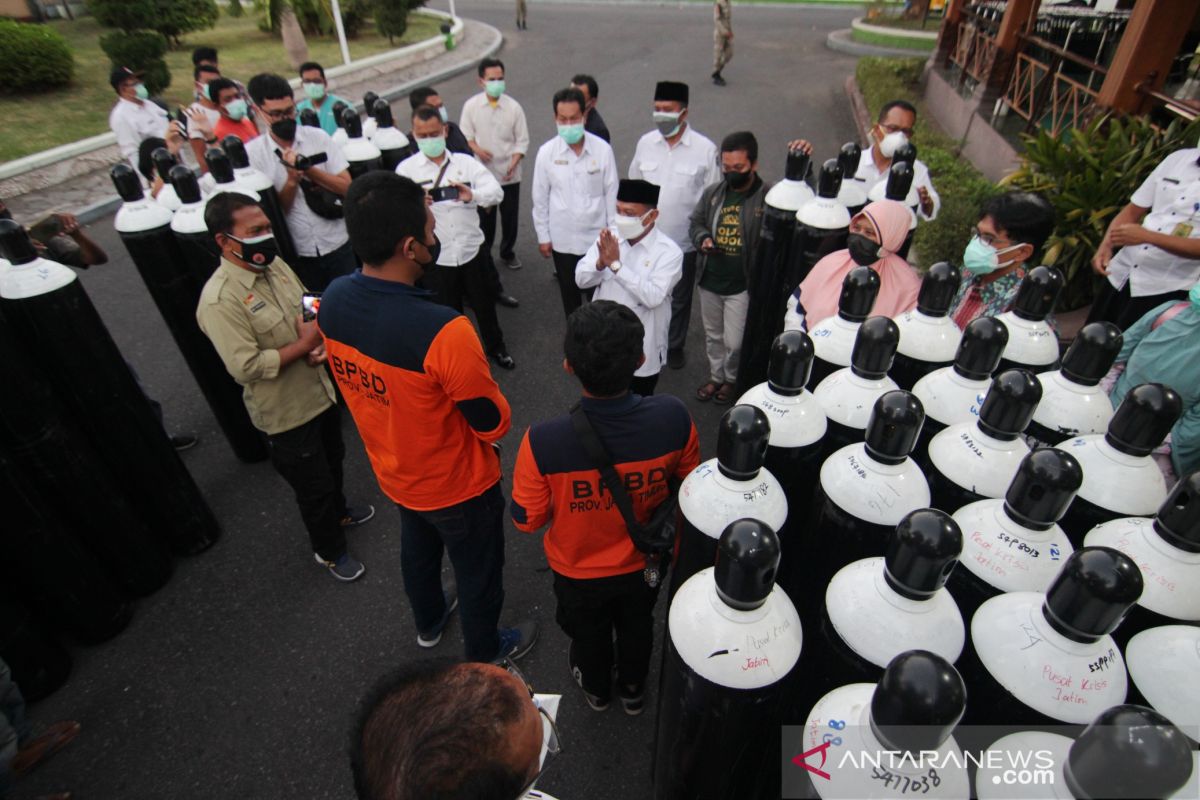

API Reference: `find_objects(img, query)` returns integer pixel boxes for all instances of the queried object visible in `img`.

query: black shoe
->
[488,348,516,370]
[569,642,610,711]
[712,73,726,87]
[667,350,686,370]
[617,682,645,716]
[170,434,198,451]
[495,620,539,662]
[340,505,376,528]
[496,292,520,308]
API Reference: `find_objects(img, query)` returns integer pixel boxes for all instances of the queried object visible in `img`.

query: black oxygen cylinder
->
[835,142,868,216]
[223,134,299,266]
[0,598,72,703]
[372,99,411,171]
[995,265,1065,374]
[812,316,900,458]
[890,262,962,391]
[205,147,259,201]
[0,220,221,556]
[884,161,918,261]
[655,519,803,800]
[805,265,880,389]
[112,164,268,465]
[299,107,321,128]
[1026,321,1122,447]
[361,90,381,139]
[735,147,813,397]
[341,107,383,177]
[789,159,850,288]
[151,146,182,211]
[169,164,220,286]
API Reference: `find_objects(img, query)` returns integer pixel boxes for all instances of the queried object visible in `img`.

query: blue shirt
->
[296,93,353,136]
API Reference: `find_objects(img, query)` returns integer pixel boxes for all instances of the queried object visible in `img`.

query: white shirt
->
[396,150,504,267]
[1107,147,1200,297]
[109,97,169,171]
[459,92,531,186]
[855,149,941,221]
[628,125,720,253]
[576,226,684,377]
[532,132,619,255]
[246,126,350,258]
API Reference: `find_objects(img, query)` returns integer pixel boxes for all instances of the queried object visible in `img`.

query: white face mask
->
[616,212,651,241]
[878,130,908,159]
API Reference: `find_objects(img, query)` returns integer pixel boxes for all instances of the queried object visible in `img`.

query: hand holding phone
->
[301,291,322,322]
[429,185,460,203]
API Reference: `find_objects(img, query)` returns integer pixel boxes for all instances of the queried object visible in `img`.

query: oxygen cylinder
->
[654,519,803,800]
[995,266,1065,374]
[1058,382,1182,544]
[0,598,72,703]
[890,262,962,391]
[1125,626,1200,749]
[330,101,350,147]
[1026,321,1122,448]
[151,146,182,212]
[790,160,851,287]
[222,134,299,266]
[958,547,1140,727]
[205,147,260,201]
[371,99,411,171]
[812,316,900,456]
[169,164,219,286]
[0,220,221,556]
[361,90,380,140]
[794,265,880,388]
[341,107,382,177]
[670,405,787,599]
[299,107,321,129]
[735,147,813,396]
[1083,471,1200,645]
[835,142,868,216]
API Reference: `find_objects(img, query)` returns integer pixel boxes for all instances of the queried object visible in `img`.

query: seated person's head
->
[846,199,912,267]
[564,300,646,397]
[350,661,545,800]
[965,191,1054,277]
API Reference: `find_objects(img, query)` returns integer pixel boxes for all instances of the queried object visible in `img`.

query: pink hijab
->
[797,199,921,325]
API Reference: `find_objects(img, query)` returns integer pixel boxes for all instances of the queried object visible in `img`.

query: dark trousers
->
[630,373,659,397]
[668,251,698,355]
[266,405,348,561]
[425,251,507,352]
[1085,279,1189,330]
[292,240,358,292]
[553,570,660,700]
[552,250,587,318]
[397,482,506,662]
[479,182,521,261]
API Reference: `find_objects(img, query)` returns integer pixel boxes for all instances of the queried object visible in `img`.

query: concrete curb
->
[826,28,930,58]
[851,16,938,40]
[844,75,871,144]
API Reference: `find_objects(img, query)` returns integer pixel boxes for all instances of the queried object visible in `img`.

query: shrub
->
[89,0,156,34]
[227,0,244,17]
[375,0,409,44]
[0,20,74,94]
[100,30,171,95]
[154,0,220,45]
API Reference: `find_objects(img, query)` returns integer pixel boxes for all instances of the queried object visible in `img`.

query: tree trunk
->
[905,0,931,20]
[279,6,309,69]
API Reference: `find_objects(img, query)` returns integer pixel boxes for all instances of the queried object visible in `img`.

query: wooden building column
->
[985,0,1041,99]
[934,0,966,68]
[1097,0,1197,114]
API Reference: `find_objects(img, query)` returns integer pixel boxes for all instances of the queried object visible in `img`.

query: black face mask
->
[723,170,754,192]
[229,234,279,268]
[414,235,441,267]
[271,118,298,142]
[846,233,883,267]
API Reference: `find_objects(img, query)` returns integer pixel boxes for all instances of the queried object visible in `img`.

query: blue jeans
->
[397,482,506,662]
[0,658,31,796]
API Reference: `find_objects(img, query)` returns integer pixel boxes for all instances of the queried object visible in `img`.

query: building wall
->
[922,67,1023,183]
[0,0,34,20]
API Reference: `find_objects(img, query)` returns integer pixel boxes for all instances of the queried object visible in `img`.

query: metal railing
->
[1002,34,1107,136]
[950,21,1000,86]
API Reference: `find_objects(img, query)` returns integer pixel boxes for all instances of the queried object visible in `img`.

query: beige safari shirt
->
[196,257,335,435]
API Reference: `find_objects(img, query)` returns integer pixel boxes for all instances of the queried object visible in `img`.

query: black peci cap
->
[816,159,843,199]
[785,147,812,182]
[222,136,251,169]
[205,148,235,183]
[152,147,177,181]
[952,317,1009,380]
[893,142,917,168]
[1065,705,1195,800]
[884,509,962,600]
[299,107,320,128]
[717,405,771,480]
[372,98,394,128]
[341,107,364,138]
[170,164,203,204]
[1105,383,1183,457]
[865,390,925,465]
[885,162,914,203]
[977,369,1042,440]
[714,519,781,611]
[916,262,961,317]
[850,316,900,380]
[0,218,38,265]
[837,142,861,182]
[1060,322,1123,386]
[838,265,881,322]
[1153,471,1200,553]
[767,331,815,397]
[654,81,689,104]
[869,650,966,753]
[1004,448,1083,530]
[1042,547,1143,643]
[1010,266,1064,322]
[111,162,146,202]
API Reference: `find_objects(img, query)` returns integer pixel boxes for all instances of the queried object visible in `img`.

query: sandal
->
[713,383,736,405]
[696,381,720,402]
[11,720,80,777]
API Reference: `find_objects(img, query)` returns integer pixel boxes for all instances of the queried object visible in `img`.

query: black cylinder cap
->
[1060,322,1123,386]
[850,316,900,379]
[717,405,771,480]
[1011,265,1065,321]
[884,509,962,600]
[1042,547,1143,643]
[1154,471,1200,553]
[916,262,961,316]
[785,147,811,182]
[893,142,918,168]
[205,148,235,183]
[869,650,965,753]
[865,390,925,464]
[978,369,1042,440]
[1003,448,1083,531]
[372,98,395,129]
[767,330,815,397]
[0,218,38,265]
[1065,705,1195,800]
[363,91,379,111]
[838,265,881,322]
[885,162,914,203]
[714,519,781,611]
[170,164,202,204]
[837,142,861,182]
[222,135,251,169]
[1105,383,1183,458]
[111,162,146,202]
[151,147,176,181]
[331,101,349,128]
[299,107,320,128]
[953,316,1009,380]
[816,159,843,199]
[341,107,363,138]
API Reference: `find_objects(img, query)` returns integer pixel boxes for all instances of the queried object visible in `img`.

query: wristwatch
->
[609,259,623,274]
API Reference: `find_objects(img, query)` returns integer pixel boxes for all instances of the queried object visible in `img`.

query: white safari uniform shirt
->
[1107,147,1200,297]
[629,125,720,253]
[532,132,619,256]
[459,92,531,186]
[576,226,684,377]
[396,150,504,267]
[855,149,941,222]
[246,126,350,258]
[109,97,169,172]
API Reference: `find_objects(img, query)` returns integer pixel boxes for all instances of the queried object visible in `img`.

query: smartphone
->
[174,107,189,134]
[429,185,460,203]
[301,292,322,322]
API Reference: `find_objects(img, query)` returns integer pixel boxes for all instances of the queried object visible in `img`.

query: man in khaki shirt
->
[197,192,374,582]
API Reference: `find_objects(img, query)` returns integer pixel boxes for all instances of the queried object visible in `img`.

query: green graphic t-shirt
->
[699,190,748,296]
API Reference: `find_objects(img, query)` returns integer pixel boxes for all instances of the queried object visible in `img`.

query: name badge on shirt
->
[553,159,569,165]
[1171,222,1194,238]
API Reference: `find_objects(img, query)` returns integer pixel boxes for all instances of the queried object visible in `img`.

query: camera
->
[429,185,460,203]
[276,148,328,171]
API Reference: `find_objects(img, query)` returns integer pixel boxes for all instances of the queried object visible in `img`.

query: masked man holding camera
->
[246,73,354,291]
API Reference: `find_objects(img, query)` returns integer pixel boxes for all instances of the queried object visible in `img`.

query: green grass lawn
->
[852,27,936,50]
[0,11,441,163]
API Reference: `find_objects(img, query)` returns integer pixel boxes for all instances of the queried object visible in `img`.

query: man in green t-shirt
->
[688,131,768,404]
[294,62,353,136]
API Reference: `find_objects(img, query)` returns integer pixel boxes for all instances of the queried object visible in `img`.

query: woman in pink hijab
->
[786,199,921,328]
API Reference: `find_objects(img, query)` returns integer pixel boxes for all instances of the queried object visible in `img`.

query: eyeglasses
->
[973,228,1011,248]
[879,122,915,137]
[261,105,297,122]
[499,658,563,800]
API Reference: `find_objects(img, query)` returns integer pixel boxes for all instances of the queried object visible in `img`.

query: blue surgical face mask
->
[962,235,1023,275]
[134,83,149,101]
[1189,282,1200,310]
[224,99,248,121]
[557,123,585,145]
[417,136,446,159]
[437,106,448,123]
[485,79,505,99]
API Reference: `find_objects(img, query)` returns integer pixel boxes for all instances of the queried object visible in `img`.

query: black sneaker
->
[417,589,459,648]
[170,434,199,451]
[667,350,685,370]
[617,682,645,716]
[340,505,376,528]
[495,620,538,662]
[568,642,610,711]
[496,292,520,308]
[712,72,727,87]
[488,348,516,370]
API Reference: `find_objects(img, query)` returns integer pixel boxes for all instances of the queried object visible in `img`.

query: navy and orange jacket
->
[318,272,511,511]
[511,393,700,580]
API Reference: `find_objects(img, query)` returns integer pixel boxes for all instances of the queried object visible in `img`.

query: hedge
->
[0,20,75,94]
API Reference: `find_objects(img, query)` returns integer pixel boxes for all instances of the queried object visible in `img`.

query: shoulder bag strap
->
[569,405,643,535]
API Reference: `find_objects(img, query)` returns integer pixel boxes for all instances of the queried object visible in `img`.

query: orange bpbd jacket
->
[511,393,700,580]
[317,273,510,510]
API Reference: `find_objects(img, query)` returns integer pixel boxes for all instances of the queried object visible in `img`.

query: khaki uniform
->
[713,0,733,72]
